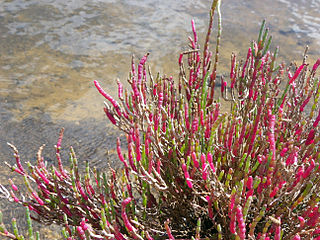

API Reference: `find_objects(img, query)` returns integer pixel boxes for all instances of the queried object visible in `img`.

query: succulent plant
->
[1,0,320,239]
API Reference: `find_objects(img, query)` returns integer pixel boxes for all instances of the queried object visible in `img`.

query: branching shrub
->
[1,0,320,239]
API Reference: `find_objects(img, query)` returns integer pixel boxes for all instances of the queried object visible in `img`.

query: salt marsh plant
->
[1,0,320,239]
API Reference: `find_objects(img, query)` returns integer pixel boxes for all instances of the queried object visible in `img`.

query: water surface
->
[1,0,319,121]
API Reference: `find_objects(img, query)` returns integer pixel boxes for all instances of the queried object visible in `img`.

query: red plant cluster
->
[1,0,320,239]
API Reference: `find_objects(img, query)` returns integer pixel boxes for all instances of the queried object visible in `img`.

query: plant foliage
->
[1,0,320,239]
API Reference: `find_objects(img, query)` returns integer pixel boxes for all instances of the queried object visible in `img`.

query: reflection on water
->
[1,0,319,121]
[0,0,319,237]
[279,0,320,44]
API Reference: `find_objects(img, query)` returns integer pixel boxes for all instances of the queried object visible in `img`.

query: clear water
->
[1,0,319,121]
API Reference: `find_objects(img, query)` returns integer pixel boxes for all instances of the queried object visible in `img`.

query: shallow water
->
[0,0,319,237]
[1,0,319,122]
